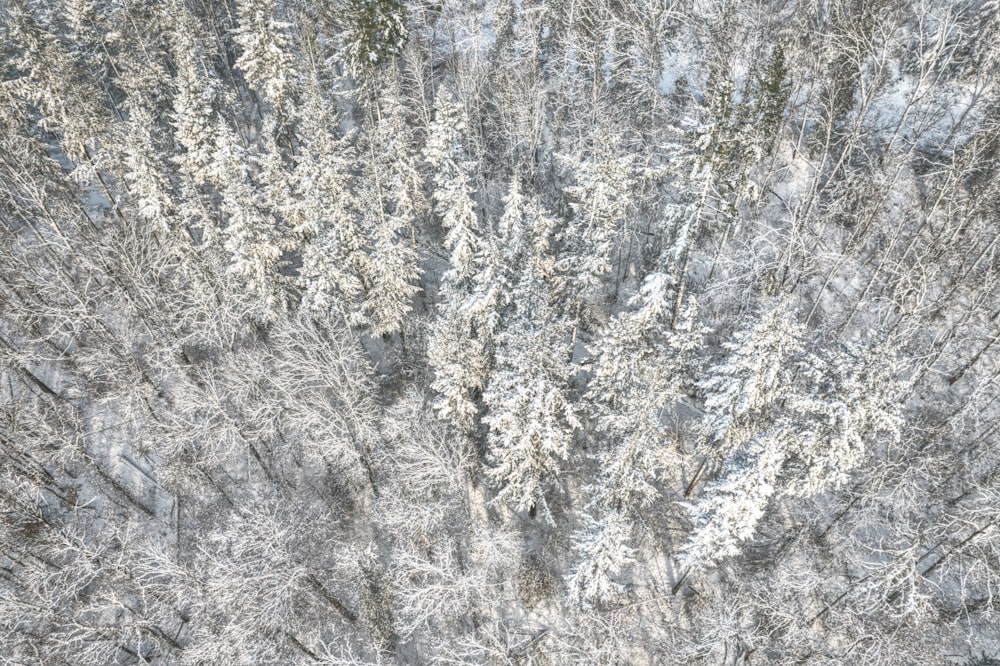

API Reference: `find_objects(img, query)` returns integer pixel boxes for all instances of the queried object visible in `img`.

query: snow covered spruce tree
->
[683,301,907,570]
[587,274,702,512]
[214,122,289,322]
[782,339,906,497]
[356,81,423,337]
[699,299,805,447]
[167,2,225,190]
[569,274,702,604]
[443,171,582,522]
[285,90,372,323]
[425,87,488,429]
[341,0,407,89]
[679,301,806,569]
[233,0,299,117]
[556,143,637,309]
[483,305,579,521]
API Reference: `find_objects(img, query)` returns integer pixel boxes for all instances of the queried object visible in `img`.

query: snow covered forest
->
[3,0,1000,662]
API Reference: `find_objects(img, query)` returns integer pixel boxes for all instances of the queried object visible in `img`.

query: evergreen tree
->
[752,44,793,152]
[428,174,559,431]
[424,87,480,289]
[427,304,490,429]
[233,0,299,114]
[482,245,579,519]
[464,176,545,362]
[426,87,487,427]
[784,340,905,496]
[214,120,288,322]
[358,84,423,336]
[570,275,702,602]
[698,300,805,446]
[686,327,906,568]
[342,0,408,87]
[115,108,177,239]
[286,91,371,322]
[680,428,787,568]
[567,512,635,605]
[4,0,108,164]
[557,145,636,308]
[483,314,580,519]
[167,3,224,186]
[587,274,702,512]
[680,302,805,567]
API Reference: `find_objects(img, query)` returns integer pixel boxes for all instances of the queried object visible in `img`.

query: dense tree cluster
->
[2,0,1000,663]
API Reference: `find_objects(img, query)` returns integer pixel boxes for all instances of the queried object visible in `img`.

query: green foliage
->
[754,44,793,150]
[821,0,893,131]
[688,41,793,216]
[343,0,407,83]
[517,554,558,608]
